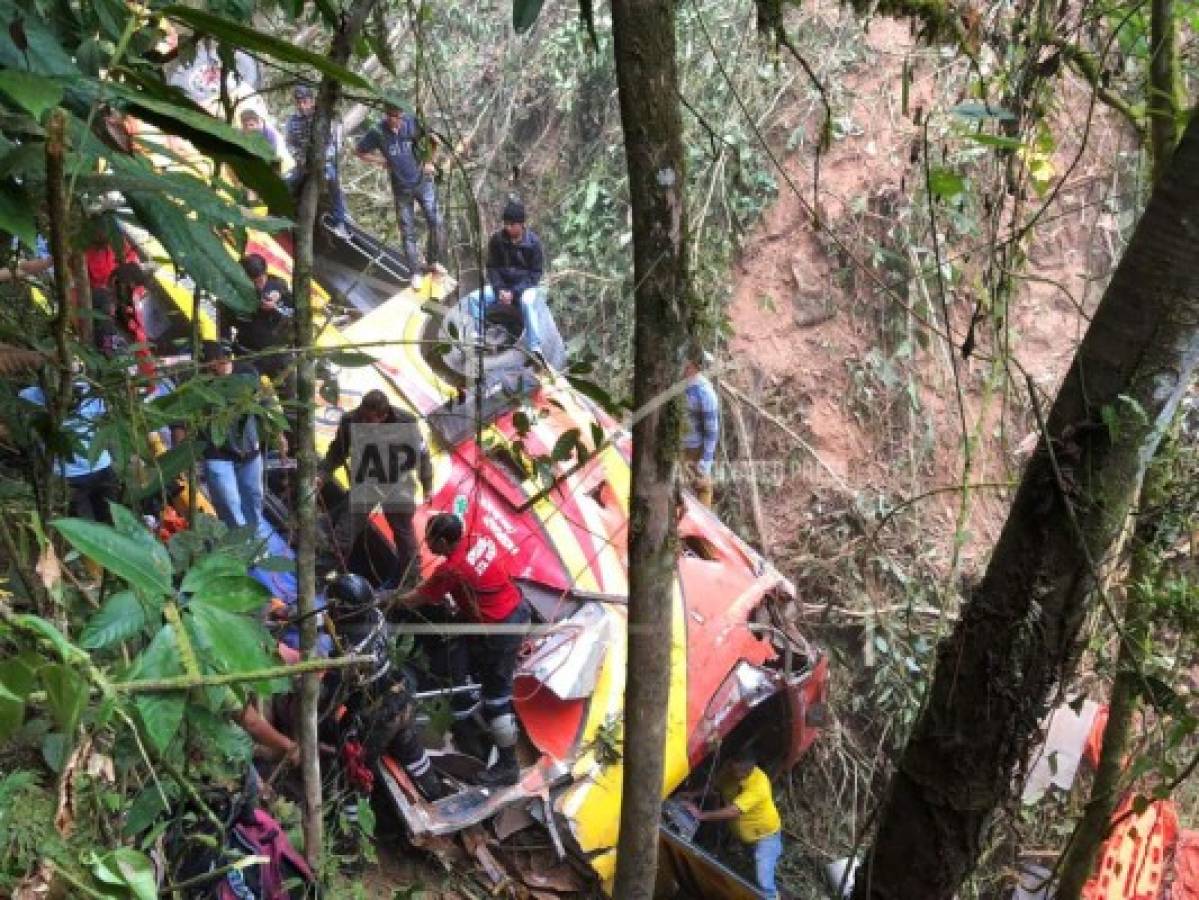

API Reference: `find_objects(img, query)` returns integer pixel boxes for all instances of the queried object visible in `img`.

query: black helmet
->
[325,573,374,620]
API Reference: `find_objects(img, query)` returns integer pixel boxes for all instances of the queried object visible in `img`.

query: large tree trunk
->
[853,112,1199,900]
[291,0,378,863]
[1148,0,1180,182]
[610,1,690,897]
[1054,428,1176,898]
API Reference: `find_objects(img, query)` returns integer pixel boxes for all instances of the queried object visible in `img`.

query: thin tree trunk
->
[853,112,1199,900]
[1148,0,1180,182]
[291,0,378,864]
[1055,433,1175,898]
[610,1,690,897]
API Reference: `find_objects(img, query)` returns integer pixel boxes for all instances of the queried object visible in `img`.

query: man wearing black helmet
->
[463,199,550,370]
[220,253,294,380]
[321,573,446,801]
[284,84,349,238]
[398,512,530,787]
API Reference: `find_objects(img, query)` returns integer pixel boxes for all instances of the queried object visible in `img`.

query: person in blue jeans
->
[463,199,549,369]
[681,748,784,899]
[174,342,285,542]
[284,84,348,237]
[355,101,444,285]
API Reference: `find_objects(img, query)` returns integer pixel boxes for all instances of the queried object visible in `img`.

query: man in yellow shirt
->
[682,749,784,899]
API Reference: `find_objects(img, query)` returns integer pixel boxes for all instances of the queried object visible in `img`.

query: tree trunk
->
[291,0,378,864]
[1148,0,1180,182]
[610,1,690,898]
[853,112,1199,900]
[1054,431,1175,898]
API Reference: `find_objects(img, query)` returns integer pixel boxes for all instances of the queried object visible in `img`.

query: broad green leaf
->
[81,590,155,649]
[128,626,185,752]
[0,656,38,698]
[124,781,176,837]
[162,6,371,91]
[324,349,375,368]
[928,167,965,201]
[0,682,23,739]
[13,614,83,663]
[0,70,63,119]
[0,4,80,75]
[54,517,172,597]
[131,438,200,503]
[90,847,157,900]
[0,142,43,179]
[189,575,270,614]
[179,554,247,595]
[107,502,161,553]
[565,374,624,416]
[125,192,258,314]
[42,731,70,772]
[188,604,273,675]
[513,0,546,32]
[0,181,36,248]
[42,663,86,734]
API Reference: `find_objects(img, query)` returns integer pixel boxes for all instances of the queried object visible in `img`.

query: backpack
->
[216,808,315,900]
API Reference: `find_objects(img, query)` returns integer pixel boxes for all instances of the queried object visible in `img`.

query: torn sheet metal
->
[1023,698,1100,803]
[379,754,570,840]
[517,605,609,700]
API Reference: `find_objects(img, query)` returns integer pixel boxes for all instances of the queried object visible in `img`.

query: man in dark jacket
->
[464,199,549,368]
[318,389,434,588]
[354,102,444,284]
[220,253,294,379]
[284,83,348,236]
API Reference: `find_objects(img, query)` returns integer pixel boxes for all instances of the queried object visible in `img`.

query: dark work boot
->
[477,747,520,788]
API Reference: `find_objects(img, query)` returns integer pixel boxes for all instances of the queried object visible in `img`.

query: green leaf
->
[189,575,270,615]
[0,70,63,119]
[927,166,965,201]
[125,191,258,314]
[565,374,624,417]
[0,181,36,249]
[54,517,172,597]
[42,664,86,734]
[0,682,24,739]
[13,614,83,663]
[551,428,581,462]
[128,626,185,752]
[81,590,155,649]
[179,555,247,594]
[90,847,157,900]
[512,410,531,436]
[42,731,70,772]
[125,781,177,837]
[108,502,161,552]
[324,349,376,368]
[162,6,371,91]
[131,438,200,503]
[513,0,546,32]
[0,656,38,698]
[187,605,273,683]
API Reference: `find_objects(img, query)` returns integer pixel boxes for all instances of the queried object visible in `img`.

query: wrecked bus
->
[127,206,829,895]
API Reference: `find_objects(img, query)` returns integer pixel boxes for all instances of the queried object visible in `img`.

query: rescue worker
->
[238,108,285,170]
[681,748,783,900]
[221,253,294,380]
[354,101,445,287]
[284,84,349,237]
[317,389,433,589]
[682,350,720,506]
[397,512,530,787]
[321,573,446,801]
[464,199,549,370]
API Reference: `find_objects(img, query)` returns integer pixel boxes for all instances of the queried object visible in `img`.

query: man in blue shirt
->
[355,102,444,285]
[19,381,118,523]
[681,351,720,506]
[463,199,549,369]
[284,84,349,237]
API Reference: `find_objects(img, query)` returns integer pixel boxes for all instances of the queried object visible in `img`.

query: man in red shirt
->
[399,512,529,787]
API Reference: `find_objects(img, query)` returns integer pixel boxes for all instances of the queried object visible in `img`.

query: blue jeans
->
[205,454,269,539]
[287,163,347,226]
[465,285,545,353]
[393,177,443,271]
[752,832,782,899]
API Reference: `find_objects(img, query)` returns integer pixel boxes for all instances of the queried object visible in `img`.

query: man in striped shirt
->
[682,351,720,506]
